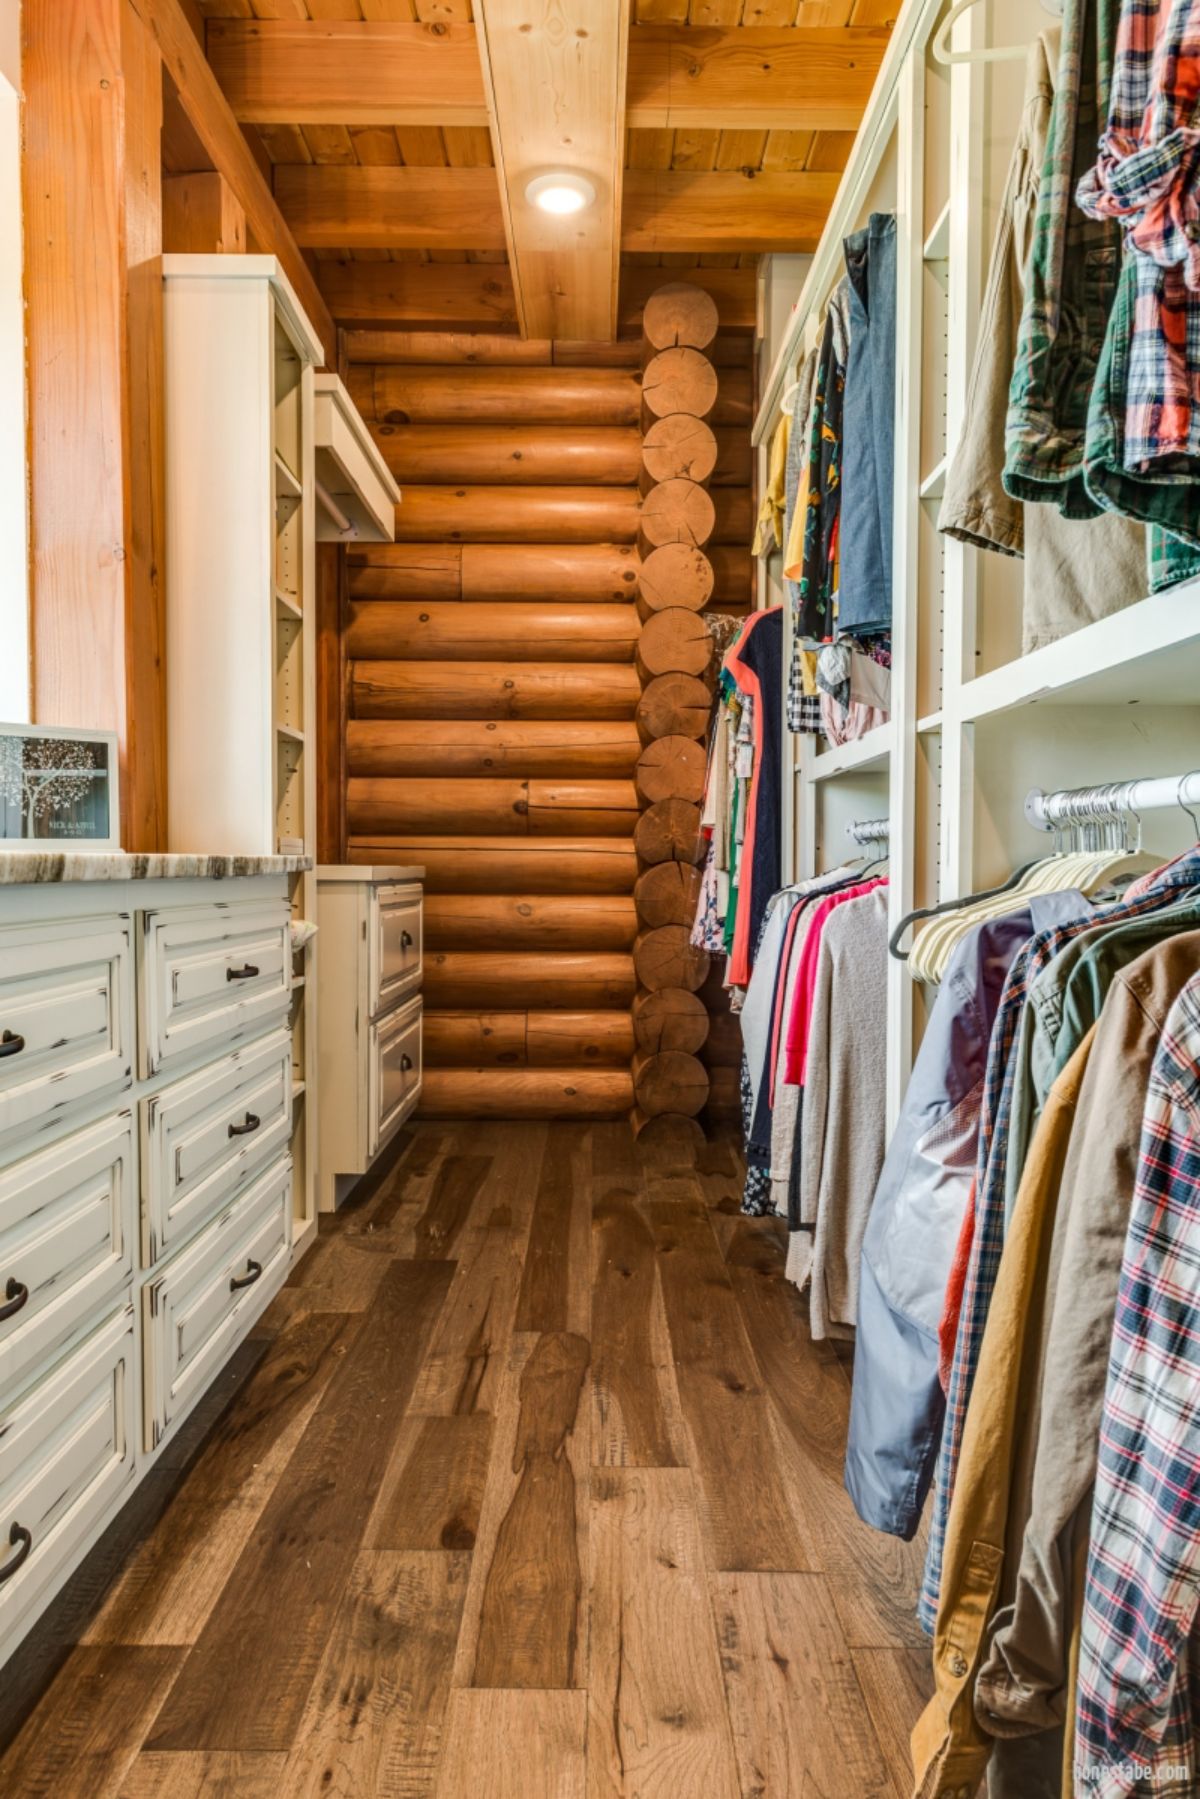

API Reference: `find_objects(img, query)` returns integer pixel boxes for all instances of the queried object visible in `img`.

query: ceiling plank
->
[207,18,487,124]
[206,18,887,135]
[472,0,631,340]
[127,0,337,360]
[277,162,838,253]
[627,24,889,130]
[316,258,758,332]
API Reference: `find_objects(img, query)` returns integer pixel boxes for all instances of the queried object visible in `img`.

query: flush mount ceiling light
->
[525,172,596,216]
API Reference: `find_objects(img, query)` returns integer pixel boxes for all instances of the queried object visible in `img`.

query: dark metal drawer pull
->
[0,1031,25,1058]
[230,1258,263,1293]
[0,1279,28,1322]
[226,963,260,982]
[228,1112,261,1139]
[0,1522,32,1584]
[401,1054,414,1073]
[400,930,414,949]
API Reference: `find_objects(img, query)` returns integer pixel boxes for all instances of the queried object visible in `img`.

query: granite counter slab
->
[0,852,313,885]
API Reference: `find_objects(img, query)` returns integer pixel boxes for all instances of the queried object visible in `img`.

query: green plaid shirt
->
[1004,0,1121,518]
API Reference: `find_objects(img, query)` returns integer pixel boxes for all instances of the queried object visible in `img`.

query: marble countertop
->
[316,864,425,883]
[0,852,313,885]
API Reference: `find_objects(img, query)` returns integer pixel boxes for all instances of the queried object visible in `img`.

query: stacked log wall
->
[341,327,751,1121]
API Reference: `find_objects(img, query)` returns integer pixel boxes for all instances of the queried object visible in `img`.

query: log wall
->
[341,322,751,1122]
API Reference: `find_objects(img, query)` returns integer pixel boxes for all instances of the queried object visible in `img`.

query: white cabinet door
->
[139,899,290,1076]
[368,995,422,1158]
[0,916,133,1146]
[0,1305,136,1661]
[0,1111,135,1394]
[141,1027,292,1265]
[368,884,422,1019]
[142,1155,291,1452]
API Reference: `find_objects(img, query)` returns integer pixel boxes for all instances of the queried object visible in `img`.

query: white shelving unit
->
[755,0,1200,1132]
[162,254,325,1254]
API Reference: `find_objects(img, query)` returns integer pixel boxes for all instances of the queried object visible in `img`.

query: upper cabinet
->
[313,373,399,544]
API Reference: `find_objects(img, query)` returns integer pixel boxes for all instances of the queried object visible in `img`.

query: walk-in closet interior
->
[2,0,1199,1794]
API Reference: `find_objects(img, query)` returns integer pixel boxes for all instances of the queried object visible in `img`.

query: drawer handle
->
[226,963,260,982]
[228,1112,261,1139]
[0,1278,28,1322]
[401,1054,414,1073]
[401,931,414,949]
[0,1030,25,1058]
[0,1522,32,1584]
[230,1258,263,1293]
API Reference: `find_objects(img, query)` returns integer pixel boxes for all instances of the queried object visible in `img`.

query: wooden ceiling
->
[192,0,895,338]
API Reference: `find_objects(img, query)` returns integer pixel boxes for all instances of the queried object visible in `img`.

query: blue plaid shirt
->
[921,846,1200,1633]
[1075,971,1200,1798]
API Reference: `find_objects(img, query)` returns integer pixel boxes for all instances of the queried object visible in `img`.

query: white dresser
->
[316,866,424,1212]
[0,855,309,1669]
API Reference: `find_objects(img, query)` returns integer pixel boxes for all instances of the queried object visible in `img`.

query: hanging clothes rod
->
[1025,774,1200,833]
[847,817,891,847]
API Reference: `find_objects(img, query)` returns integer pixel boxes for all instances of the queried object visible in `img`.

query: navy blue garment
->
[736,607,784,980]
[838,213,897,636]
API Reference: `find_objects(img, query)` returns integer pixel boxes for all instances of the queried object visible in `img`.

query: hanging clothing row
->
[842,814,1200,1799]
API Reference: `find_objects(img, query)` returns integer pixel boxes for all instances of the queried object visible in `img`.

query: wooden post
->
[23,0,168,850]
[163,170,247,253]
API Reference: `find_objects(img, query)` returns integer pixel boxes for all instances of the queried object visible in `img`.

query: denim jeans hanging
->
[838,212,897,635]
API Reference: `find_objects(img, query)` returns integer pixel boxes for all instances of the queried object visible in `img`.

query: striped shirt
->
[1075,970,1200,1797]
[920,847,1200,1632]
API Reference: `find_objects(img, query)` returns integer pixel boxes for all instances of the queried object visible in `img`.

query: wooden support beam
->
[126,0,335,361]
[23,0,168,851]
[163,170,246,253]
[473,0,630,339]
[207,20,888,136]
[278,165,839,256]
[348,836,637,895]
[316,260,758,334]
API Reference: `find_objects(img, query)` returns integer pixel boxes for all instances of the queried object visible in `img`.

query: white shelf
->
[275,587,302,620]
[274,451,302,500]
[293,1078,307,1098]
[277,723,305,745]
[291,974,306,991]
[918,456,947,502]
[958,580,1200,721]
[917,710,943,733]
[806,724,894,782]
[923,199,951,263]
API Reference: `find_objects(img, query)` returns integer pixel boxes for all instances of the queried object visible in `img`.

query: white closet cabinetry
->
[756,0,1200,1130]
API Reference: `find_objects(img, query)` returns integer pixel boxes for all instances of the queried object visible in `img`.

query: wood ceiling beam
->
[276,165,838,255]
[472,1,631,341]
[126,0,336,363]
[315,261,759,335]
[206,19,888,136]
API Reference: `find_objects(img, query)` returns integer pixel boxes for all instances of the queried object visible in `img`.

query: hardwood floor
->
[0,1122,932,1798]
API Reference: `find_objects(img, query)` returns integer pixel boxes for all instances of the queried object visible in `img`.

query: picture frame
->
[0,723,121,851]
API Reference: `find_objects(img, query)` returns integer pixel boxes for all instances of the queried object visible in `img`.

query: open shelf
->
[292,1079,307,1098]
[276,723,305,745]
[959,580,1200,720]
[274,450,302,499]
[917,710,943,734]
[275,587,302,621]
[918,457,947,502]
[807,724,894,782]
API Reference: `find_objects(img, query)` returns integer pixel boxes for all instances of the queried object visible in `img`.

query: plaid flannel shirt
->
[1075,971,1200,1799]
[1078,0,1200,542]
[920,845,1200,1634]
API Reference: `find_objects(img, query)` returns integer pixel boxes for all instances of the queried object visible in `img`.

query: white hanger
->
[932,0,1063,68]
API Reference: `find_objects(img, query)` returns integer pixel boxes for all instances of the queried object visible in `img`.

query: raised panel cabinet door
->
[0,1304,137,1660]
[140,1027,292,1266]
[142,1154,291,1454]
[368,882,423,1019]
[0,915,134,1147]
[368,995,422,1159]
[0,1110,135,1395]
[139,899,291,1077]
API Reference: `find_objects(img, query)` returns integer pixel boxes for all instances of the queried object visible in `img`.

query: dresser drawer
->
[142,1155,291,1452]
[368,995,422,1158]
[0,916,133,1146]
[0,1112,135,1394]
[139,899,290,1077]
[141,1028,292,1266]
[0,1305,136,1651]
[369,884,422,1018]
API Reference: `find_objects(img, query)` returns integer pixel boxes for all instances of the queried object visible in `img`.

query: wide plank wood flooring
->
[0,1122,931,1798]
